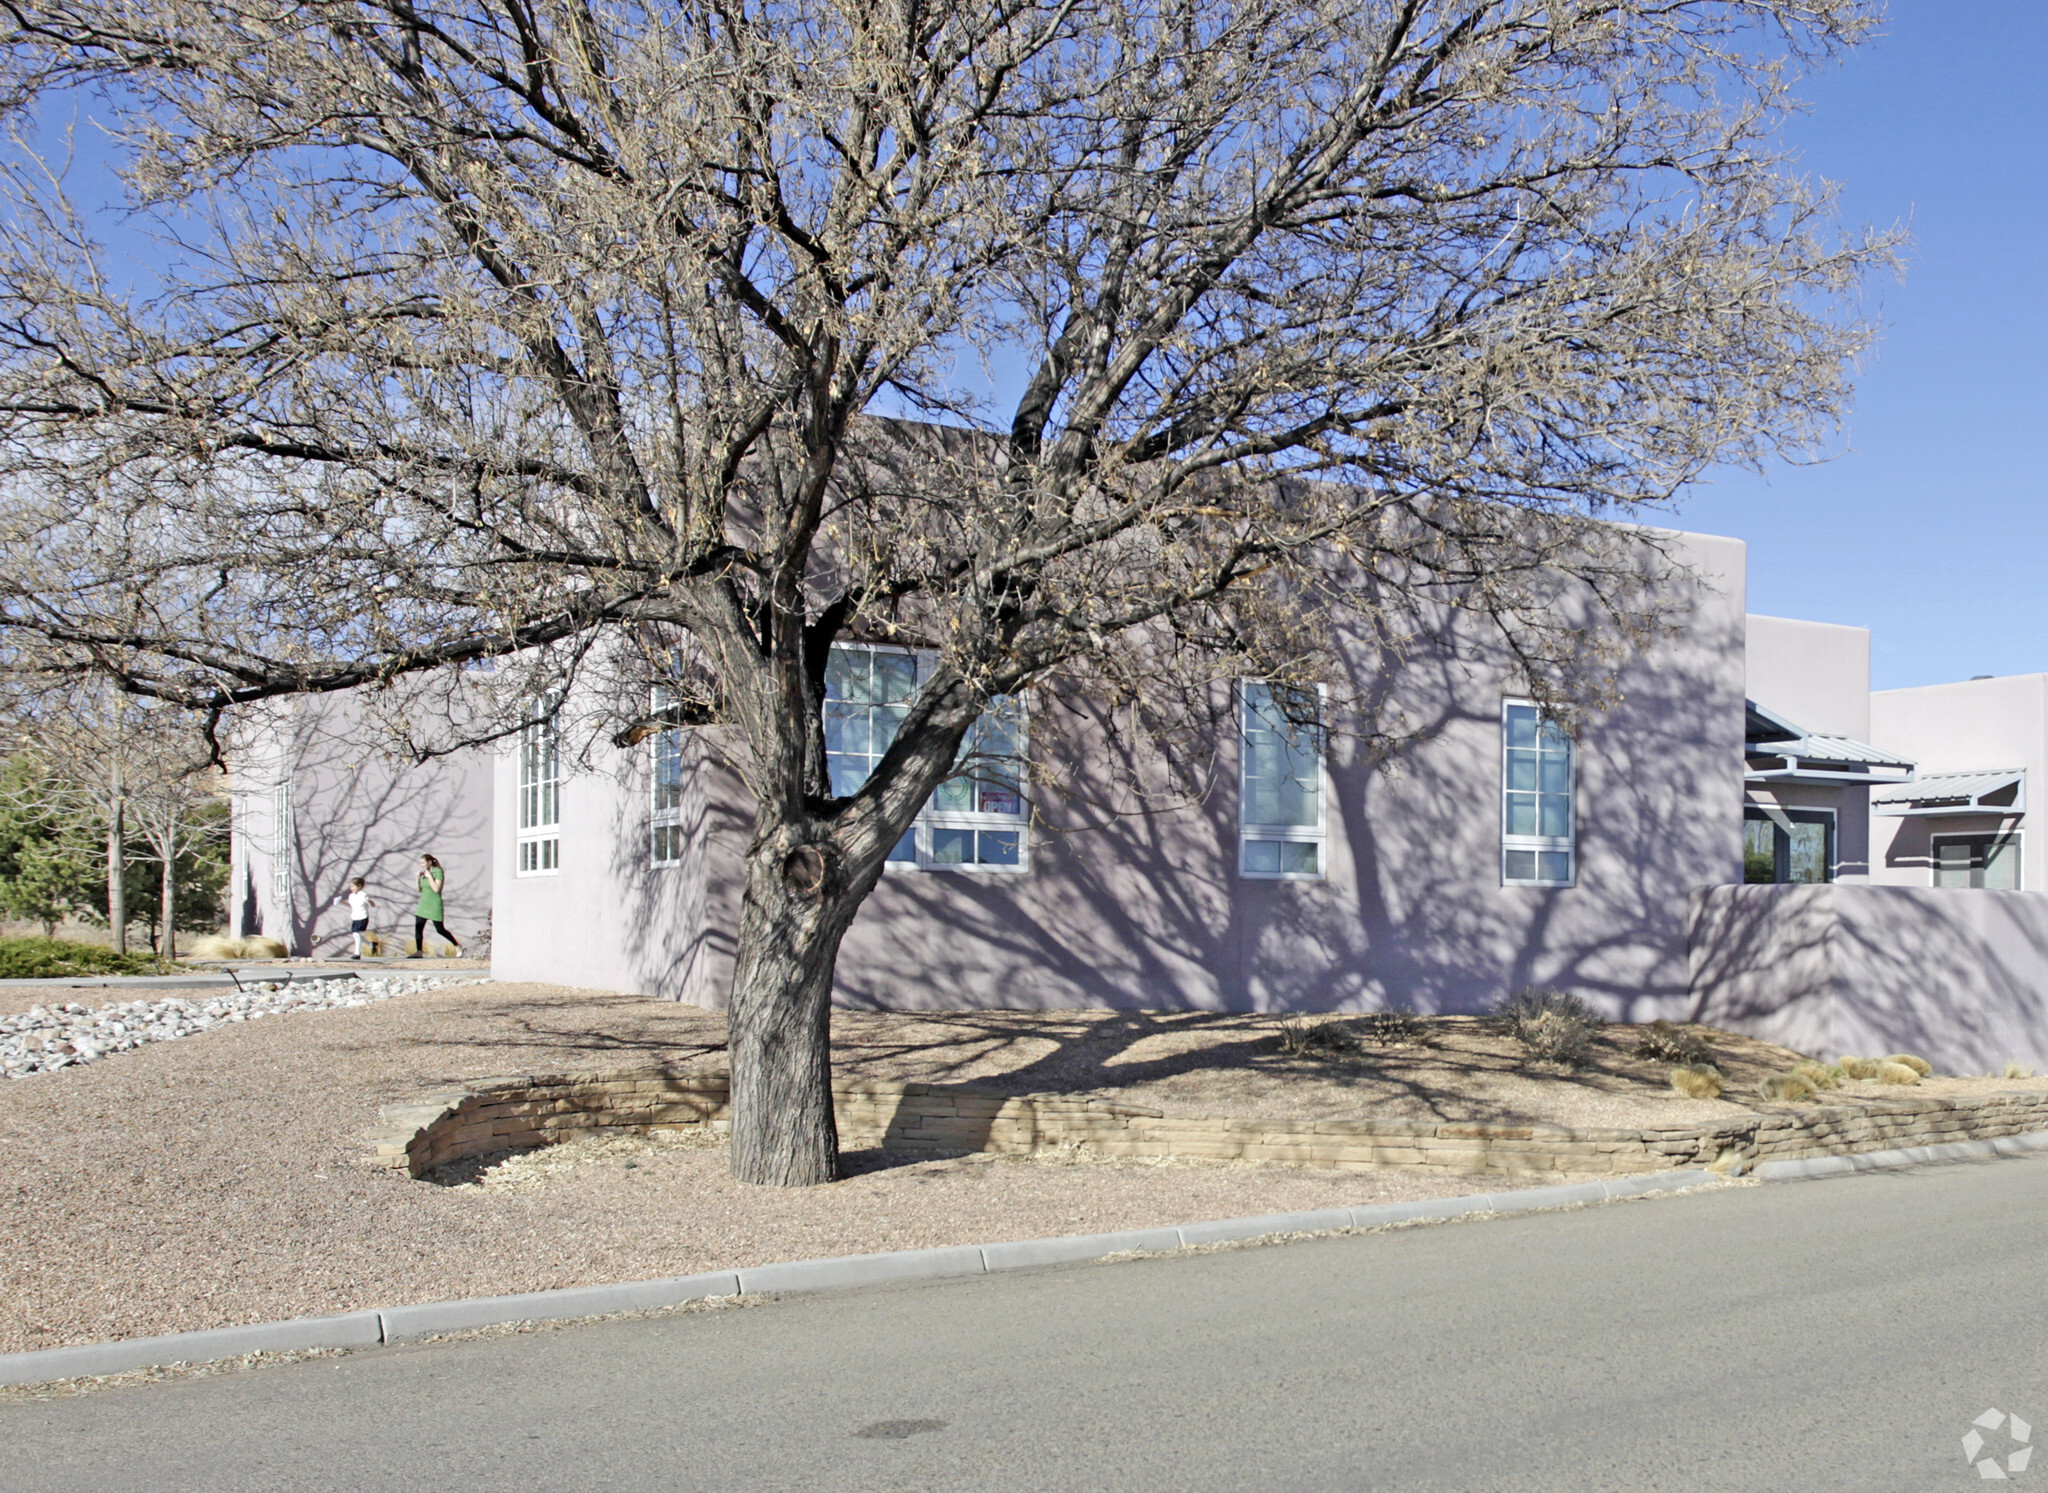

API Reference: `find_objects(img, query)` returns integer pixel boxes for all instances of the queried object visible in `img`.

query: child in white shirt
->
[340,877,374,959]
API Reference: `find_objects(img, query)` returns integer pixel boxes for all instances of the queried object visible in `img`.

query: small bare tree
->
[0,0,1891,1182]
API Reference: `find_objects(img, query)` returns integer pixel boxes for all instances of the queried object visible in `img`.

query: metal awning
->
[1743,700,1915,785]
[1870,769,2025,817]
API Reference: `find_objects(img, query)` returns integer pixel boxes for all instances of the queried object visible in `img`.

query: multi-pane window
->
[650,688,685,866]
[1239,682,1324,879]
[516,707,560,875]
[1933,833,2020,889]
[1743,808,1832,885]
[270,781,294,907]
[1502,701,1574,886]
[824,644,1027,870]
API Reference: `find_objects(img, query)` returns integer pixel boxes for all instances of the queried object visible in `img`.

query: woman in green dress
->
[411,854,461,957]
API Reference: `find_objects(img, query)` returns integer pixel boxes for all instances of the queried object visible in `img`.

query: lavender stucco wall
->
[493,528,1747,1017]
[230,702,494,957]
[1690,883,2048,1073]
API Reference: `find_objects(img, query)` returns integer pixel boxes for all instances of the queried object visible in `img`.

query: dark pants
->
[415,917,458,951]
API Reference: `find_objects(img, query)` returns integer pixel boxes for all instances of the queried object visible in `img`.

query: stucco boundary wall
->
[362,1069,2048,1179]
[1689,883,2048,1075]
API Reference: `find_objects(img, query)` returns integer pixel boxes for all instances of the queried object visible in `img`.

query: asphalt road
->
[8,1156,2046,1492]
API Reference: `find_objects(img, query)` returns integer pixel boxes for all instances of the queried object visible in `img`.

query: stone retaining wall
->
[363,1069,2048,1179]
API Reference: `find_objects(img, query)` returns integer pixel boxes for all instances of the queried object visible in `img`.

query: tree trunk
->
[106,789,126,955]
[726,831,870,1187]
[160,837,177,962]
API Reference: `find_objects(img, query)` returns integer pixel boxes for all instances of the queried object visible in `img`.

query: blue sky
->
[1674,1,2047,688]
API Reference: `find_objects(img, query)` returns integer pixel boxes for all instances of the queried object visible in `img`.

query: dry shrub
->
[241,935,290,959]
[187,933,242,960]
[1633,1019,1713,1066]
[1277,1017,1356,1057]
[1361,1009,1431,1048]
[1873,1060,1920,1085]
[1885,1053,1932,1077]
[1755,1072,1819,1104]
[1791,1059,1840,1091]
[2004,1061,2036,1080]
[1669,1063,1724,1100]
[1497,989,1602,1068]
[1836,1056,1884,1080]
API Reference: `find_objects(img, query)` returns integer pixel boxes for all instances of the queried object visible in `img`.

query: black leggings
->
[415,917,459,951]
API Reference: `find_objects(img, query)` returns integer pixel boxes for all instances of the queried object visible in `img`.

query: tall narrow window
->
[270,781,294,906]
[1502,701,1574,886]
[823,643,1028,870]
[650,688,685,866]
[1240,682,1324,878]
[517,707,560,874]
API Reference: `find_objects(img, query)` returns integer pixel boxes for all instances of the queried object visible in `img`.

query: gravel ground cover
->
[0,982,1587,1355]
[0,976,486,1078]
[6,981,2041,1356]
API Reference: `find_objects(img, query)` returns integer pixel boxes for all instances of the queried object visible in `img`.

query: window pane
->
[825,647,866,702]
[1505,794,1537,837]
[931,827,972,864]
[1505,705,1537,750]
[1504,848,1537,881]
[932,777,974,812]
[1243,839,1281,874]
[1278,841,1319,875]
[1986,839,2021,890]
[976,830,1021,866]
[1243,683,1320,829]
[1786,822,1829,884]
[1744,819,1776,883]
[1539,757,1570,795]
[873,651,918,703]
[1537,850,1571,883]
[1538,794,1569,838]
[887,829,917,863]
[822,701,865,755]
[978,784,1023,817]
[1506,750,1537,792]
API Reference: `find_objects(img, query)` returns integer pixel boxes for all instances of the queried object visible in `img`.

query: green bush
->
[0,936,171,979]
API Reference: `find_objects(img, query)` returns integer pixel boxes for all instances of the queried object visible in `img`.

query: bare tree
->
[0,0,1891,1183]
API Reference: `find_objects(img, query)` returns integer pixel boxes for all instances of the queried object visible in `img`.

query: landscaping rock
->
[0,976,485,1078]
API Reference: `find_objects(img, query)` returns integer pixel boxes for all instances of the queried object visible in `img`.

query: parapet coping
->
[7,1128,2047,1389]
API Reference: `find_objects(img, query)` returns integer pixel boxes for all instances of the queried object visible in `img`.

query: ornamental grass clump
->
[1791,1059,1841,1091]
[1836,1056,1885,1080]
[1361,1008,1431,1048]
[1873,1060,1921,1086]
[1756,1072,1819,1104]
[1276,1017,1356,1058]
[1669,1063,1724,1100]
[1633,1019,1713,1067]
[2005,1062,2036,1080]
[1497,989,1602,1068]
[1885,1053,1932,1077]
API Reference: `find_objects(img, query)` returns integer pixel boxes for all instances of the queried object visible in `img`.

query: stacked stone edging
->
[362,1070,2048,1178]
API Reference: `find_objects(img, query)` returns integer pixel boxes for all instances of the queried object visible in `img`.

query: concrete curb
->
[0,1168,1716,1388]
[1752,1128,2048,1181]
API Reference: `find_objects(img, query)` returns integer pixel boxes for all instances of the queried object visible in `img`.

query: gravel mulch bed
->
[6,982,2039,1356]
[0,983,1579,1355]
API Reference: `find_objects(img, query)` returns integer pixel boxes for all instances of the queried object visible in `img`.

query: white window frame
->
[1932,829,2023,890]
[1238,680,1327,882]
[649,687,685,868]
[826,643,1031,874]
[1501,699,1576,888]
[269,780,294,907]
[516,705,560,876]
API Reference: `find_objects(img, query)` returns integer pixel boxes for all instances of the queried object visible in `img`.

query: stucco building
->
[230,524,2048,1071]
